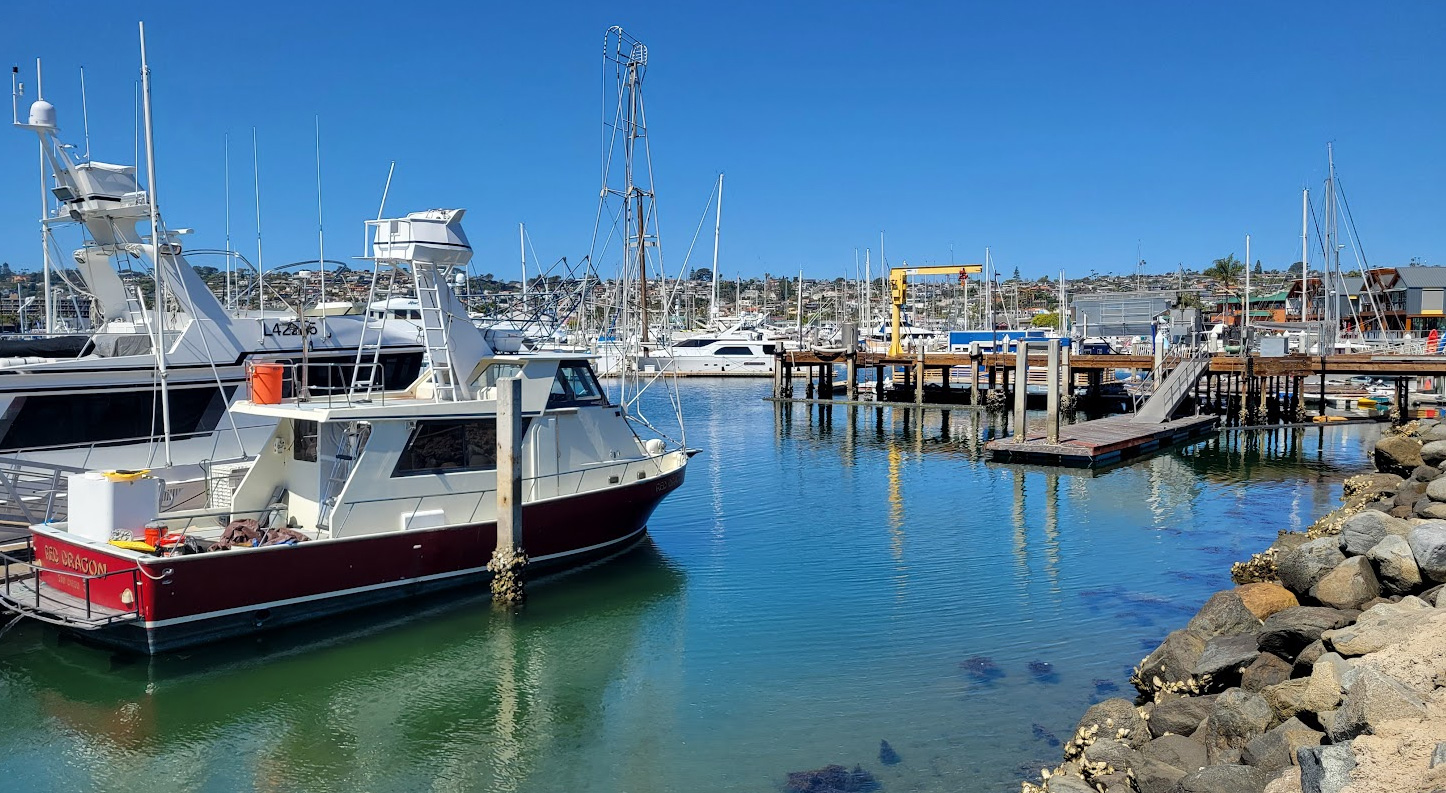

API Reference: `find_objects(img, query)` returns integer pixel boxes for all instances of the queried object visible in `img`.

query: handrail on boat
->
[0,535,142,628]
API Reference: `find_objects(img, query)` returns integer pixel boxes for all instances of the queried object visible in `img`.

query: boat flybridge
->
[0,209,690,654]
[0,87,424,525]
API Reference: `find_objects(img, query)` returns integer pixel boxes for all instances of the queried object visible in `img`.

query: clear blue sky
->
[1,1,1442,282]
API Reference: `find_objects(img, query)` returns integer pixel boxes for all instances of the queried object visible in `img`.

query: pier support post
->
[1013,343,1028,438]
[1046,341,1060,443]
[915,350,925,407]
[875,365,885,399]
[970,352,980,406]
[489,376,527,604]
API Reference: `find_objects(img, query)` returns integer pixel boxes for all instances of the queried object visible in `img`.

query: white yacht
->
[0,84,424,525]
[635,319,780,376]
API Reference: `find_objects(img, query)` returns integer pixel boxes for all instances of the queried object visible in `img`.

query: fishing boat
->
[0,208,690,654]
[0,61,425,525]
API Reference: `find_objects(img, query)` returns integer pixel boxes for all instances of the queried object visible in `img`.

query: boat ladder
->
[414,262,457,403]
[317,424,369,529]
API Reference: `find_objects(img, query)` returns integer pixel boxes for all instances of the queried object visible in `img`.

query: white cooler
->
[66,472,163,544]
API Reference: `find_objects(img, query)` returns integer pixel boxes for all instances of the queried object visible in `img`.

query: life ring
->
[156,533,188,548]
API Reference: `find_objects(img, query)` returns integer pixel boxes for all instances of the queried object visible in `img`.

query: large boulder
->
[1188,590,1265,639]
[1422,439,1446,466]
[1240,653,1293,692]
[1374,433,1423,476]
[1085,739,1189,793]
[1296,743,1355,793]
[1197,688,1277,764]
[1168,763,1267,793]
[1241,716,1323,773]
[1235,584,1299,621]
[1343,472,1405,498]
[1150,694,1218,738]
[1260,676,1339,722]
[1139,630,1209,689]
[1408,521,1446,582]
[1338,511,1410,556]
[1194,634,1262,679]
[1045,776,1096,793]
[1277,540,1346,597]
[1077,698,1149,749]
[1257,608,1356,661]
[1365,534,1424,594]
[1144,734,1208,776]
[1322,596,1434,656]
[1328,667,1429,742]
[1427,475,1446,502]
[1309,557,1380,610]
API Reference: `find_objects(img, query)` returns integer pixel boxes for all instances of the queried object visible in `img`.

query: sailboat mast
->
[1300,187,1309,322]
[139,21,173,467]
[519,222,527,307]
[797,268,804,345]
[864,249,871,329]
[710,173,723,320]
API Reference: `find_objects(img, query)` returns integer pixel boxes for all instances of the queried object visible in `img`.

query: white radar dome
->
[28,100,56,128]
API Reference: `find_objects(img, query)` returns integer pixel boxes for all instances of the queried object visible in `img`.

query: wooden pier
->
[772,346,1446,467]
[985,413,1219,466]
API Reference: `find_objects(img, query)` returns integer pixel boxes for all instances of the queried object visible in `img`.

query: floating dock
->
[985,413,1219,466]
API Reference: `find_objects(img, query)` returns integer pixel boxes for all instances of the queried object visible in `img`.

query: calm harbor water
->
[0,380,1382,792]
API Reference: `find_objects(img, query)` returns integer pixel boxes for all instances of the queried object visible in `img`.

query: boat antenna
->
[252,126,264,314]
[375,160,394,221]
[79,66,90,161]
[224,132,233,310]
[139,21,174,467]
[519,221,527,307]
[315,114,325,316]
[9,66,19,126]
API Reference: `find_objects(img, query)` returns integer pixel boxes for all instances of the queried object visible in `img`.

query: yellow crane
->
[887,264,983,355]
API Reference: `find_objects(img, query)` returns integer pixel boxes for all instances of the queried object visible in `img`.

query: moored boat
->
[0,209,690,654]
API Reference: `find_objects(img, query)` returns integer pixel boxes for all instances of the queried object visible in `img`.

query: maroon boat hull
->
[44,467,685,654]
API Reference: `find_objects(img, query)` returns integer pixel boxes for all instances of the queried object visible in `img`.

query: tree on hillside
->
[1030,312,1059,329]
[1206,254,1245,320]
[1287,261,1304,277]
[1253,260,1263,275]
[1012,266,1021,281]
[691,267,712,282]
[1206,254,1244,290]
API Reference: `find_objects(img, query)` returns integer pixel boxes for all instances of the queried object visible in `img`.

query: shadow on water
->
[0,540,685,791]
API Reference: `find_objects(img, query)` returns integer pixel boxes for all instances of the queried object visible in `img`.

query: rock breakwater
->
[1024,420,1446,793]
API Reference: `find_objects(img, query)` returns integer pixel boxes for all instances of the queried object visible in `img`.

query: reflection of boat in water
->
[0,540,684,790]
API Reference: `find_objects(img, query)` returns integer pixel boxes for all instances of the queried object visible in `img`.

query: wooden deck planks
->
[986,413,1218,465]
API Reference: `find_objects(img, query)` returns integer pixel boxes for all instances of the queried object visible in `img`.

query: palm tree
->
[1205,254,1245,321]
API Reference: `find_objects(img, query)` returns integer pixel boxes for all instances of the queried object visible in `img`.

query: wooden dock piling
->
[490,376,526,604]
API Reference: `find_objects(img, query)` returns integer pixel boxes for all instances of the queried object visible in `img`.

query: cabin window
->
[293,420,319,462]
[472,362,523,391]
[673,338,715,348]
[391,418,530,476]
[547,361,607,408]
[762,344,777,355]
[715,346,755,356]
[0,385,235,452]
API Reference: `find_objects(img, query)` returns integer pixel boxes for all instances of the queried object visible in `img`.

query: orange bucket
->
[250,363,285,405]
